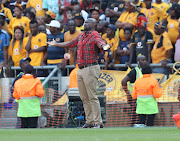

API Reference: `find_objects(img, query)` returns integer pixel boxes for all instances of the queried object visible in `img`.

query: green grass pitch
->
[0,127,179,141]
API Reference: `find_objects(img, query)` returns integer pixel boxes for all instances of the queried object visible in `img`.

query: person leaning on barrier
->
[151,22,173,76]
[13,64,44,128]
[47,18,109,128]
[121,55,147,126]
[132,65,162,126]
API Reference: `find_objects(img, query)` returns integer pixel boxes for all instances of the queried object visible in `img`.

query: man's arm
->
[30,46,46,53]
[128,44,135,66]
[3,46,8,66]
[25,34,32,52]
[47,37,79,48]
[115,20,125,29]
[121,75,132,104]
[147,43,152,64]
[162,49,173,67]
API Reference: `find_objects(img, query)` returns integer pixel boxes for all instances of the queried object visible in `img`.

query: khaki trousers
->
[77,65,102,124]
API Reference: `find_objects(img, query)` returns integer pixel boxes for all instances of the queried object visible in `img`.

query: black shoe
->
[81,124,94,128]
[93,124,103,128]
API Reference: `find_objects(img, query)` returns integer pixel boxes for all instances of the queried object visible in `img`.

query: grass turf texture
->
[0,127,179,141]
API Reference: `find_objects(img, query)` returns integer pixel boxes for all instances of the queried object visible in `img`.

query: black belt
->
[79,62,98,69]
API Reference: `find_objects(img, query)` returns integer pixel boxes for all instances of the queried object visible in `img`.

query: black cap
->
[73,12,83,19]
[19,57,31,68]
[90,7,100,13]
[71,0,79,5]
[92,0,100,4]
[107,24,117,31]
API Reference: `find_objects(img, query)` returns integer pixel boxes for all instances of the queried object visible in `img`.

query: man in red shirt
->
[47,18,108,128]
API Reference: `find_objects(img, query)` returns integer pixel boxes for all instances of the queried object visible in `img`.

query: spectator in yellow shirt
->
[25,20,47,66]
[0,0,13,21]
[164,4,180,45]
[103,24,119,64]
[115,1,139,41]
[8,25,28,66]
[0,12,10,34]
[64,20,81,65]
[140,0,168,31]
[26,0,45,17]
[8,4,30,36]
[74,12,84,32]
[151,22,173,76]
[152,0,169,13]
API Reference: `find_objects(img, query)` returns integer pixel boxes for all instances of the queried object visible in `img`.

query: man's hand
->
[29,33,32,39]
[46,39,57,46]
[40,61,46,66]
[110,62,115,68]
[126,62,131,67]
[162,60,168,68]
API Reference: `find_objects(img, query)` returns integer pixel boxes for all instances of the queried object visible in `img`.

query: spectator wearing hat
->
[8,25,28,67]
[105,0,125,24]
[74,12,84,32]
[43,0,61,20]
[64,20,81,65]
[11,57,31,93]
[26,0,44,17]
[44,10,56,24]
[128,15,153,66]
[9,0,27,16]
[115,1,139,41]
[72,4,88,22]
[151,22,173,76]
[43,20,66,67]
[97,19,108,38]
[25,20,47,67]
[89,7,101,21]
[0,0,13,21]
[8,4,30,36]
[103,24,119,66]
[0,21,10,75]
[0,12,10,35]
[88,0,105,20]
[44,10,56,34]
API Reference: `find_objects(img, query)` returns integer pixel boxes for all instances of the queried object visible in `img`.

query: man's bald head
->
[137,55,146,62]
[84,18,97,31]
[137,55,147,67]
[97,20,108,33]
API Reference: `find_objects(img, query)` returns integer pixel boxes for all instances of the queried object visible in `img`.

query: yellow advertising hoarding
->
[98,70,165,103]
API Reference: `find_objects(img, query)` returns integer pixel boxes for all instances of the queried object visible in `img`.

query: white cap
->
[46,20,61,28]
[0,13,5,18]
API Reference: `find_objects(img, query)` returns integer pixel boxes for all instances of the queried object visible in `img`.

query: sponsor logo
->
[98,72,116,91]
[166,80,180,97]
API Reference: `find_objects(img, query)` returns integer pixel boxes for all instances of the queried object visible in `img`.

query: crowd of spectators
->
[0,0,180,77]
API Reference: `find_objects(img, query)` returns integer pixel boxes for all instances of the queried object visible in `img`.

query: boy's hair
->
[124,27,132,35]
